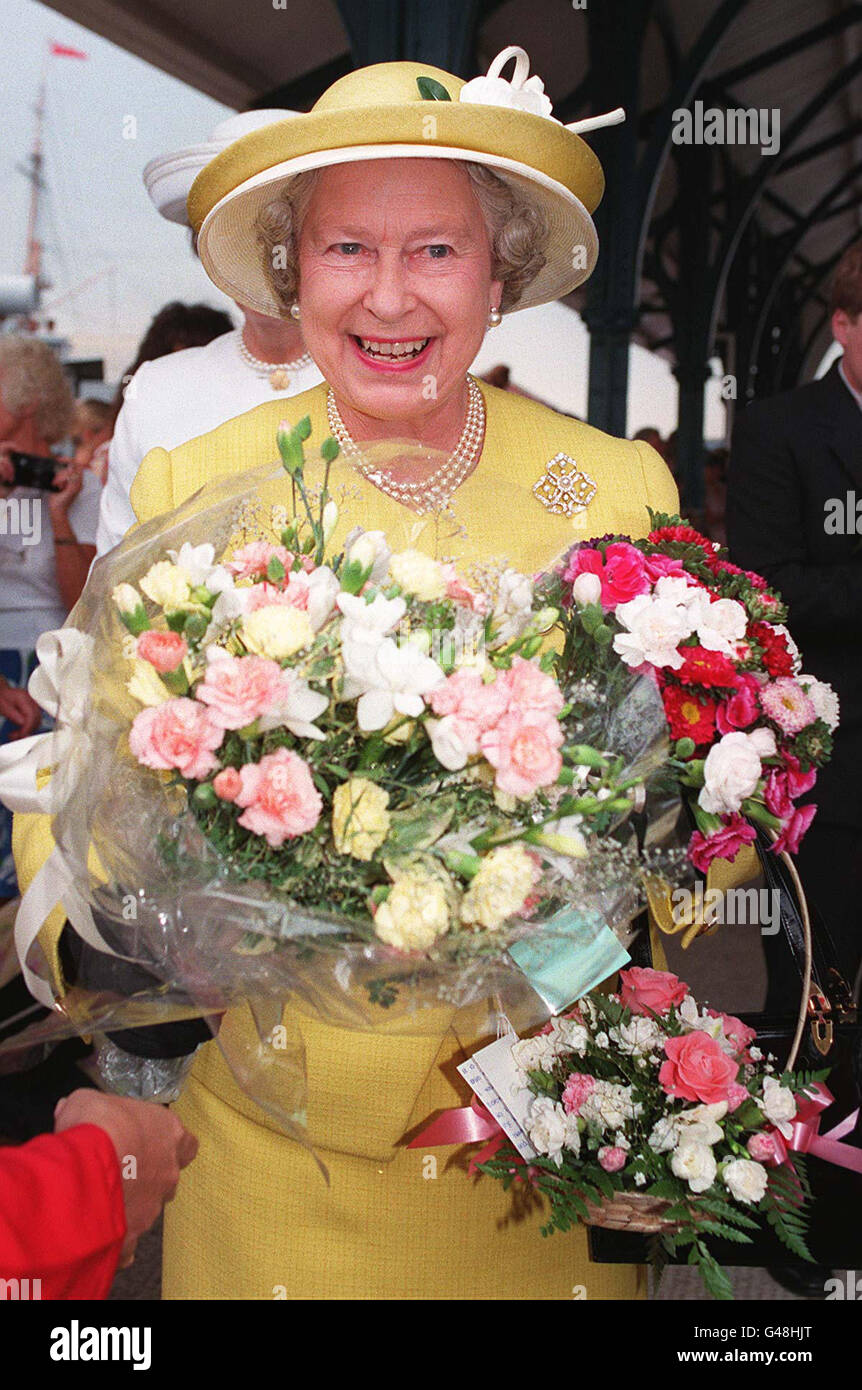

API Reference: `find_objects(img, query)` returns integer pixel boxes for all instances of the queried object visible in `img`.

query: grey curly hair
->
[257,160,549,315]
[0,335,75,444]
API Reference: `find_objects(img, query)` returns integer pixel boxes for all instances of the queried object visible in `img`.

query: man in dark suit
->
[727,242,862,993]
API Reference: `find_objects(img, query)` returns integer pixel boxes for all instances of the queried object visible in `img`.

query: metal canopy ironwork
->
[42,0,862,506]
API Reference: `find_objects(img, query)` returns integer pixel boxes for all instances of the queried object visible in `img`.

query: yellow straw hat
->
[190,47,623,317]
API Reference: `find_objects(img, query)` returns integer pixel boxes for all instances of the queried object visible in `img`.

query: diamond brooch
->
[532,453,598,517]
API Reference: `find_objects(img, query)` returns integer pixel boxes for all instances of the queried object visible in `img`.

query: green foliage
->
[417,76,452,101]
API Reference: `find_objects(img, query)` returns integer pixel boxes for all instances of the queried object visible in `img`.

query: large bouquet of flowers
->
[478,966,825,1300]
[3,422,686,1133]
[539,518,838,876]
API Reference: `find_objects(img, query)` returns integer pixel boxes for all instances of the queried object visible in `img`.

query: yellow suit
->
[15,381,679,1299]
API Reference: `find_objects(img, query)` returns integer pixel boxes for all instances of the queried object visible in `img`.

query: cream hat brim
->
[196,142,599,316]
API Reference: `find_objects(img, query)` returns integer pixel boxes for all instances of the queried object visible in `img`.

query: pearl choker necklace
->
[325,376,485,512]
[238,333,314,390]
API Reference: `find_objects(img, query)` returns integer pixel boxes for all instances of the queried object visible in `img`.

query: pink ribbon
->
[407,1096,518,1175]
[784,1084,862,1174]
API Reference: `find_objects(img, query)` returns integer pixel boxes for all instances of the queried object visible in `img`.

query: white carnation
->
[723,1157,768,1205]
[798,674,840,731]
[759,1076,797,1139]
[699,729,775,816]
[671,1139,717,1194]
[528,1096,568,1163]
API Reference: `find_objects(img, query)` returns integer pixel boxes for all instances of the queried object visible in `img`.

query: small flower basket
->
[582,1188,678,1234]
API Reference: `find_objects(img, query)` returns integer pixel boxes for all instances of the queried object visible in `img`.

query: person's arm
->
[0,1124,125,1299]
[727,405,862,637]
[635,439,680,520]
[96,368,149,557]
[47,463,96,610]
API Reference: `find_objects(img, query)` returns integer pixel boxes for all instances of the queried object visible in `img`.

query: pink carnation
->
[479,711,563,799]
[245,572,312,613]
[688,814,758,872]
[129,698,223,780]
[429,668,509,732]
[659,1032,739,1105]
[196,654,291,730]
[227,541,294,581]
[561,1072,595,1115]
[727,1082,752,1113]
[747,1130,783,1163]
[234,747,322,847]
[715,674,761,734]
[643,552,690,584]
[771,802,817,856]
[619,966,688,1017]
[764,753,817,821]
[563,542,649,610]
[598,1146,627,1173]
[499,656,564,720]
[136,629,188,674]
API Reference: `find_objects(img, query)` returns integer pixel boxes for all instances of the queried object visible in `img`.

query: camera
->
[8,449,63,491]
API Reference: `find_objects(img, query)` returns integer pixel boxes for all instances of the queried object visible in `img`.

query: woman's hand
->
[0,683,42,740]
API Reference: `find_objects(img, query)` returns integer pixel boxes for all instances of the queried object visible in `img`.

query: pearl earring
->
[488,306,502,328]
[289,302,301,320]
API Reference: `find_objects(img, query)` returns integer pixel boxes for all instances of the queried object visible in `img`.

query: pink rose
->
[598,1146,627,1173]
[659,1032,739,1105]
[771,802,817,856]
[564,543,649,610]
[688,813,758,872]
[715,675,760,734]
[227,542,294,581]
[707,1010,757,1053]
[561,1072,595,1115]
[129,698,223,780]
[234,748,322,847]
[213,767,242,801]
[619,967,688,1017]
[480,712,563,798]
[727,1082,752,1113]
[196,653,292,730]
[136,630,188,673]
[499,656,564,720]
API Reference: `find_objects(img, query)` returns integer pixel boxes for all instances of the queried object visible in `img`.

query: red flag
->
[49,41,88,59]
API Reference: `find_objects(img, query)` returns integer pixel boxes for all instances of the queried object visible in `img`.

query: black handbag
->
[588,830,862,1270]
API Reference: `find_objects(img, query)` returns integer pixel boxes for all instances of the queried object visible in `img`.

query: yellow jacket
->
[16,380,681,1299]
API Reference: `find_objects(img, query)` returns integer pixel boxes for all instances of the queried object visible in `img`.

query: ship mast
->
[22,66,47,285]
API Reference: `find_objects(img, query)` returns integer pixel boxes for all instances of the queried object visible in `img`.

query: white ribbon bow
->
[0,627,115,1008]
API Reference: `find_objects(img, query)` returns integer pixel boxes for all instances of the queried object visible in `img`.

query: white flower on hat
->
[459,47,554,120]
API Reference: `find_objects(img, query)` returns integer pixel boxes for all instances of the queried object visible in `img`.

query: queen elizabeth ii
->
[15,48,678,1298]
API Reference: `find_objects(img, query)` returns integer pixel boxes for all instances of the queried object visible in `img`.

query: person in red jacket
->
[0,1089,197,1299]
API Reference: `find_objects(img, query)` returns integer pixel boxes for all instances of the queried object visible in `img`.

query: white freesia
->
[798,674,840,731]
[723,1157,768,1205]
[341,634,445,732]
[758,1076,797,1139]
[676,1102,728,1147]
[698,728,776,816]
[167,542,217,586]
[425,714,475,771]
[343,528,391,584]
[338,591,406,640]
[257,672,329,741]
[321,500,339,544]
[527,1096,568,1163]
[671,1139,717,1193]
[612,594,693,669]
[306,566,340,630]
[491,568,534,645]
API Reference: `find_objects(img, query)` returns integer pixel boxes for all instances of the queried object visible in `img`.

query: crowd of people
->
[0,46,859,1302]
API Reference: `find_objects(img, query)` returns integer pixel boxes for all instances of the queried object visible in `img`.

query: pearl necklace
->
[238,332,314,390]
[326,375,485,512]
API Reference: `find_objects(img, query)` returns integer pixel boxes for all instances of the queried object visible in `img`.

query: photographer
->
[0,336,99,900]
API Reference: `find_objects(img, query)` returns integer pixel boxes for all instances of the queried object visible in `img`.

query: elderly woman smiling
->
[15,50,678,1300]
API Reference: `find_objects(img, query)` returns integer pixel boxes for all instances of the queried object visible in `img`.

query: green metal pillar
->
[335,0,479,72]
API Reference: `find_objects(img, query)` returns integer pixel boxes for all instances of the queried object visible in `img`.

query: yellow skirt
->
[163,1002,644,1300]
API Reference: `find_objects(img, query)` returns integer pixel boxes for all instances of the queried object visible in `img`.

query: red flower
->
[750,622,794,677]
[771,803,817,856]
[676,644,739,689]
[715,673,760,733]
[662,685,717,745]
[648,523,713,551]
[688,814,757,871]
